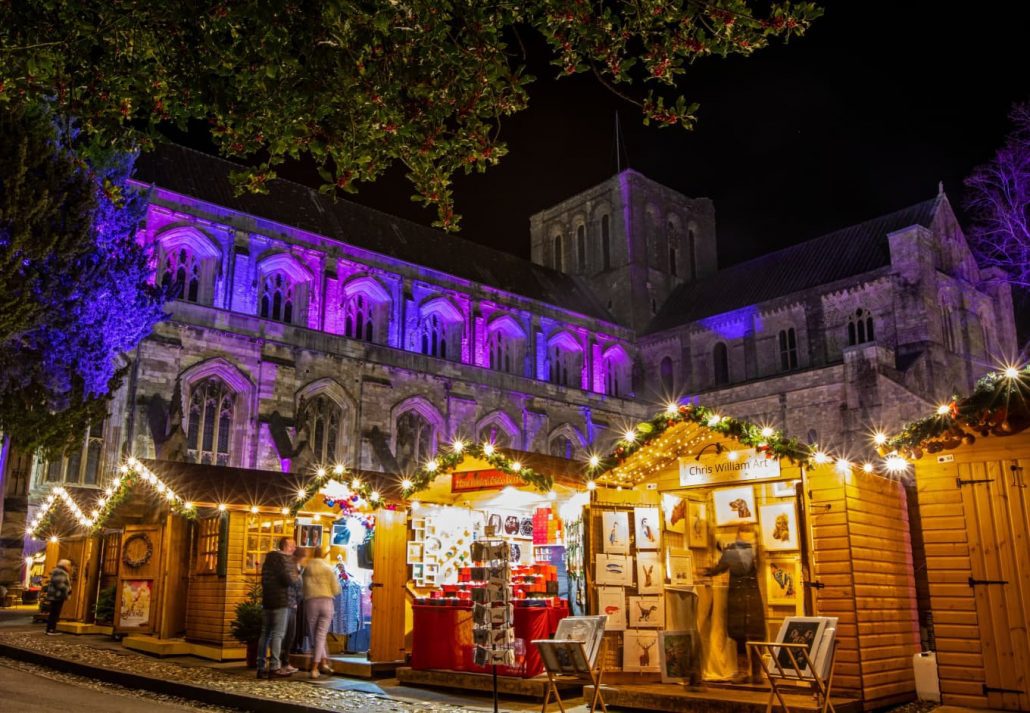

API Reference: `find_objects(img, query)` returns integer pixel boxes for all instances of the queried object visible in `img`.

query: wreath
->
[122,532,154,569]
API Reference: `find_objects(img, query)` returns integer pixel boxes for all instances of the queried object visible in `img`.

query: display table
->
[412,601,568,678]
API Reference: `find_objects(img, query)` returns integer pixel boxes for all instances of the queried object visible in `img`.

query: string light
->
[623,429,637,442]
[184,502,195,510]
[316,467,327,478]
[936,404,951,416]
[873,432,888,446]
[510,461,522,472]
[351,478,362,490]
[425,459,438,472]
[835,459,851,473]
[281,507,290,515]
[588,455,600,469]
[813,451,830,464]
[665,403,679,416]
[297,488,307,499]
[452,439,464,453]
[1003,366,1020,379]
[863,462,874,473]
[218,503,227,512]
[333,464,345,475]
[707,415,721,427]
[586,480,597,491]
[250,505,259,514]
[726,450,739,461]
[483,443,495,456]
[49,536,59,543]
[401,479,413,491]
[369,490,381,502]
[884,454,909,474]
[761,427,775,438]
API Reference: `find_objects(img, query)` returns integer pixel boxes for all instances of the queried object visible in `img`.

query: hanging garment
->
[707,540,765,643]
[332,578,363,635]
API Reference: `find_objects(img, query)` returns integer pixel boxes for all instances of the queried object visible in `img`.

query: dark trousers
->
[46,598,65,632]
[279,607,297,663]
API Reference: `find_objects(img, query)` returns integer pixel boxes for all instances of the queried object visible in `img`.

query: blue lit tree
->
[0,103,165,454]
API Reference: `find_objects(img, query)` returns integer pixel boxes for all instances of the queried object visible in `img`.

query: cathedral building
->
[0,144,1018,585]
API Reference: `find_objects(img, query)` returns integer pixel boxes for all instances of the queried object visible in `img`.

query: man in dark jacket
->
[45,559,73,635]
[256,537,297,677]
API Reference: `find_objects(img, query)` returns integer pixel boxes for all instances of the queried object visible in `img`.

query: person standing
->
[278,547,307,674]
[44,559,72,635]
[256,537,297,678]
[302,546,340,679]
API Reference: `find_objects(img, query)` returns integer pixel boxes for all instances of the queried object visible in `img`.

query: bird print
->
[770,562,795,597]
[640,517,656,544]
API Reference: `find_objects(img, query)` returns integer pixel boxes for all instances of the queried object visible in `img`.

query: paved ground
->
[0,607,588,712]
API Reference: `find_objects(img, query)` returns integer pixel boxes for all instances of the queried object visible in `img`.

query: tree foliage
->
[0,104,165,455]
[965,102,1030,289]
[0,1,821,230]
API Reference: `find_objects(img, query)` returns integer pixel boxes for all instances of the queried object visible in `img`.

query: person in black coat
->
[704,527,765,683]
[256,537,297,677]
[44,559,73,634]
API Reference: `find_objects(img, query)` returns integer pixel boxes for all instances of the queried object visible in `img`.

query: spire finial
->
[938,180,944,196]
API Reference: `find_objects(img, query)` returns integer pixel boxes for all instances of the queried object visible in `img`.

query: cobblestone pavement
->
[0,631,473,712]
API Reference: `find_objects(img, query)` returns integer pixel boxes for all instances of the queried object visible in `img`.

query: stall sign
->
[678,450,781,487]
[451,469,524,493]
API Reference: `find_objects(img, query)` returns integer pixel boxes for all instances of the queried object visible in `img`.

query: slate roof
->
[135,144,615,323]
[646,196,943,333]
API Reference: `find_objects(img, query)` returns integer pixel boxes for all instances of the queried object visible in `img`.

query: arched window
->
[660,356,674,393]
[39,422,104,487]
[260,272,295,324]
[940,307,957,352]
[779,328,798,371]
[395,409,435,472]
[550,435,575,459]
[666,219,678,276]
[344,294,376,342]
[847,308,875,346]
[418,299,463,362]
[576,224,586,270]
[669,245,678,277]
[186,377,235,465]
[713,342,729,385]
[308,395,342,463]
[161,247,202,303]
[603,347,630,398]
[486,316,525,375]
[488,330,514,373]
[687,228,697,280]
[601,215,611,270]
[553,233,564,271]
[420,314,450,359]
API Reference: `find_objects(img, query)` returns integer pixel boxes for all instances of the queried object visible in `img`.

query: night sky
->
[190,2,1029,319]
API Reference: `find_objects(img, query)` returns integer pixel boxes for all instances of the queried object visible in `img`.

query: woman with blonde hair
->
[302,546,340,678]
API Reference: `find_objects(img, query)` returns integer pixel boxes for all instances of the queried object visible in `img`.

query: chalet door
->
[112,524,164,636]
[57,538,90,621]
[368,508,409,663]
[958,456,1030,711]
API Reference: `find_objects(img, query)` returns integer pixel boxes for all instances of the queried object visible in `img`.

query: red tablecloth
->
[412,602,569,678]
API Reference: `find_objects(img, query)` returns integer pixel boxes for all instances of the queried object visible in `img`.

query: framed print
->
[636,551,662,594]
[406,541,423,564]
[659,631,697,683]
[623,630,660,672]
[628,595,664,628]
[602,510,630,554]
[536,640,591,675]
[667,548,694,587]
[687,501,708,548]
[298,523,323,548]
[662,493,687,534]
[767,559,800,606]
[411,563,424,582]
[597,587,626,631]
[552,615,606,667]
[712,486,757,526]
[331,523,350,546]
[596,554,632,586]
[633,507,661,550]
[760,502,799,551]
[118,579,152,628]
[772,479,801,498]
[772,616,837,678]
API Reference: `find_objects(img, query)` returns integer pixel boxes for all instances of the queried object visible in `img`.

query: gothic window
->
[308,395,342,464]
[488,328,525,375]
[344,294,376,343]
[660,356,674,393]
[481,425,513,449]
[601,215,611,270]
[667,220,678,276]
[548,342,583,388]
[395,410,434,472]
[260,272,295,324]
[576,224,586,270]
[553,234,564,271]
[669,245,678,277]
[420,314,448,359]
[604,349,630,398]
[187,377,235,465]
[687,228,697,280]
[550,435,575,459]
[940,307,957,352]
[418,300,463,362]
[847,308,875,346]
[161,248,202,303]
[40,422,105,487]
[779,328,798,371]
[713,342,729,385]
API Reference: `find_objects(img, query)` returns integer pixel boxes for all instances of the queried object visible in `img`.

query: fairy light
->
[250,505,259,514]
[813,451,830,464]
[665,402,679,416]
[281,507,290,515]
[726,450,739,461]
[1003,366,1020,379]
[936,404,951,416]
[217,503,227,512]
[483,443,495,456]
[351,478,362,490]
[49,536,58,543]
[369,490,381,502]
[333,464,345,475]
[707,415,721,427]
[835,459,851,473]
[862,462,874,473]
[623,429,637,443]
[452,439,465,453]
[588,455,601,469]
[297,488,308,499]
[425,459,439,472]
[316,467,327,478]
[586,480,597,491]
[104,487,113,497]
[873,432,888,446]
[761,427,775,438]
[510,461,522,472]
[884,454,909,474]
[184,502,195,510]
[165,491,176,502]
[401,479,413,491]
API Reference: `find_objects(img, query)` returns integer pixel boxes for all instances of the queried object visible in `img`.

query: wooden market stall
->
[584,404,920,711]
[891,369,1030,712]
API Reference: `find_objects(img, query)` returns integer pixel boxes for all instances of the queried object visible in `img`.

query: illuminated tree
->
[0,104,165,453]
[0,1,820,230]
[965,102,1030,289]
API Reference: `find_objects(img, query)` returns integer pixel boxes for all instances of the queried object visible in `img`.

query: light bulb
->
[623,429,637,442]
[217,503,227,512]
[873,432,887,446]
[452,439,464,452]
[425,460,438,472]
[588,455,600,469]
[665,402,678,415]
[333,464,345,475]
[586,480,597,491]
[401,479,413,491]
[1003,366,1020,379]
[483,443,495,456]
[316,467,326,478]
[510,461,522,472]
[250,505,259,514]
[813,451,829,464]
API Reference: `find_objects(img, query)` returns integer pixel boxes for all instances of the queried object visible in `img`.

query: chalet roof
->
[646,196,943,333]
[135,144,616,324]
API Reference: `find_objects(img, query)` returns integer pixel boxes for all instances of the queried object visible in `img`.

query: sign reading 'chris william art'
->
[678,450,781,487]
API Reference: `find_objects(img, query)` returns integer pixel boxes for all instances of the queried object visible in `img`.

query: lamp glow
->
[217,503,227,512]
[184,502,194,510]
[316,467,326,478]
[351,479,362,490]
[873,432,888,446]
[588,455,601,469]
[401,479,413,491]
[250,505,259,514]
[298,488,307,499]
[49,536,58,543]
[623,429,637,442]
[586,480,597,491]
[936,404,951,416]
[281,507,290,515]
[835,459,851,473]
[665,402,678,416]
[884,455,909,474]
[813,451,830,464]
[425,459,438,472]
[761,427,775,438]
[452,439,464,453]
[370,490,381,501]
[333,464,345,475]
[1004,366,1020,379]
[483,443,495,456]
[510,461,522,472]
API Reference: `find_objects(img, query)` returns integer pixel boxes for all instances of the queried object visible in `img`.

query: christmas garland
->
[887,364,1030,459]
[401,441,554,497]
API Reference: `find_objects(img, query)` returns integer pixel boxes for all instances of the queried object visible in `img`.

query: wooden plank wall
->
[808,466,920,706]
[185,513,259,645]
[914,434,1030,711]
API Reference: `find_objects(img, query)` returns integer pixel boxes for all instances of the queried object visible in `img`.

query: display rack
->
[469,538,513,713]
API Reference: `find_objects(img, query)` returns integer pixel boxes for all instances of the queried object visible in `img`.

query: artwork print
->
[772,617,835,677]
[623,630,660,672]
[119,579,152,628]
[712,486,757,526]
[767,559,800,606]
[633,507,660,550]
[662,493,687,534]
[406,542,423,564]
[595,554,631,585]
[636,551,662,594]
[667,548,694,588]
[628,595,664,628]
[687,501,708,548]
[659,631,696,683]
[602,510,630,554]
[760,502,799,551]
[298,523,323,548]
[552,615,606,667]
[596,587,626,631]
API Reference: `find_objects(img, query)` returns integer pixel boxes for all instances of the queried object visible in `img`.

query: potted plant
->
[230,583,263,667]
[94,585,116,625]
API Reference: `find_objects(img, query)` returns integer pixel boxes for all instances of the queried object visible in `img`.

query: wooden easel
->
[539,638,608,713]
[746,640,838,713]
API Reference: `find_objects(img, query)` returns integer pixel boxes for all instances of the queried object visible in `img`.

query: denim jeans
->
[256,607,289,671]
